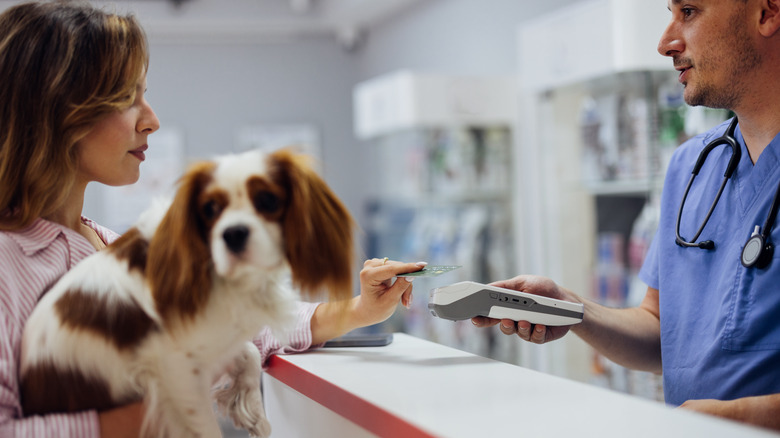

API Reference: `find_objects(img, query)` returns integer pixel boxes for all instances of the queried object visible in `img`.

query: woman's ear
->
[147,161,216,323]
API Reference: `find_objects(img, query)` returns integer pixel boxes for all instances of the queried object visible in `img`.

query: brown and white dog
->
[19,148,355,438]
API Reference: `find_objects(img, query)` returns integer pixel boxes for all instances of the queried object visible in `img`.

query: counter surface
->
[265,333,777,438]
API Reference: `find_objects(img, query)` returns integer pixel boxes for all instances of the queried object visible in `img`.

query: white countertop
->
[265,333,778,438]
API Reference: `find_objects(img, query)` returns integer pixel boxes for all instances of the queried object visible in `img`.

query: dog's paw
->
[245,417,272,438]
[214,384,271,438]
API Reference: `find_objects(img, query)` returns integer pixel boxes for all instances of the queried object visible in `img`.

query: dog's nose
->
[223,225,249,254]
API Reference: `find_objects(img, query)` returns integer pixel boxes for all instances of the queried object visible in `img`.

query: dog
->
[19,148,355,438]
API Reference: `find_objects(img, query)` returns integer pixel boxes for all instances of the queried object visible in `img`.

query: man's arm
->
[681,394,780,432]
[571,286,662,373]
[473,276,662,374]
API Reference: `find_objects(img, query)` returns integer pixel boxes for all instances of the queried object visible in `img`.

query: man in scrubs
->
[473,0,780,430]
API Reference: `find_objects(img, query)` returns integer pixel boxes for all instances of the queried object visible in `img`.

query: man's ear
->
[758,0,780,37]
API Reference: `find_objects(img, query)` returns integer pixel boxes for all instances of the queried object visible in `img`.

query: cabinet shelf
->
[367,191,510,208]
[581,178,663,197]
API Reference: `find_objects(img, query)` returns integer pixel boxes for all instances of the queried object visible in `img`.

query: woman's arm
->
[1,310,108,438]
[310,259,425,345]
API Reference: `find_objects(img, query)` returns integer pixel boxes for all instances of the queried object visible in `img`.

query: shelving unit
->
[507,0,669,392]
[353,71,523,365]
[514,0,682,394]
[361,125,520,365]
[520,68,677,400]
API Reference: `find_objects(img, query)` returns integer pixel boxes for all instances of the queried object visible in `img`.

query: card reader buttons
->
[497,293,533,307]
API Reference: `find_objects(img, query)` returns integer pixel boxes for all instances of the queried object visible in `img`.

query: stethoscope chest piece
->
[676,117,780,269]
[742,225,774,268]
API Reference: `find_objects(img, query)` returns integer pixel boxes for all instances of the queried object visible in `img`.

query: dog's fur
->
[19,148,354,438]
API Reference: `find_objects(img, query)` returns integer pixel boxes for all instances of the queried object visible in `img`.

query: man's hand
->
[471,275,581,344]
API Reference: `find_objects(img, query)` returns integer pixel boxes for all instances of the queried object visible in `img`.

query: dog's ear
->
[147,161,216,322]
[269,149,355,303]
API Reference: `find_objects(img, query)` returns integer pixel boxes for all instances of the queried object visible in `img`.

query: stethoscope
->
[675,117,780,268]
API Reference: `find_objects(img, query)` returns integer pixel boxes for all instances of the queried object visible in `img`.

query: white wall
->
[146,40,361,206]
[80,0,585,241]
[350,0,583,223]
[19,0,576,252]
[355,0,582,79]
[83,37,366,233]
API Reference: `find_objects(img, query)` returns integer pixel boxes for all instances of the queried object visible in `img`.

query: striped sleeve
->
[5,413,100,438]
[0,308,101,438]
[253,301,322,367]
[0,226,102,438]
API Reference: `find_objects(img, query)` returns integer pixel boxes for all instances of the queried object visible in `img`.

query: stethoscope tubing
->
[762,179,780,240]
[675,173,728,249]
[675,117,741,250]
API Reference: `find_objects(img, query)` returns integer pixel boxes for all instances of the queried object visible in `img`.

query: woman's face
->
[75,72,160,187]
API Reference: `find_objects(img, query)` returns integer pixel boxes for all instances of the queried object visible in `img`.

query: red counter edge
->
[266,354,438,438]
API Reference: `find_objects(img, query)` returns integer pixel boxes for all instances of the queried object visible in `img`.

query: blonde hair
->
[0,1,149,230]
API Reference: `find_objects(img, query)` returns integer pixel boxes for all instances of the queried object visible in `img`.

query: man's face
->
[657,0,761,110]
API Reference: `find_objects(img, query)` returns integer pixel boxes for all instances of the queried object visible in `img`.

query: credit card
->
[397,265,462,277]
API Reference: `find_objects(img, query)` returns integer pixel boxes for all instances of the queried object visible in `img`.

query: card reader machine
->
[428,281,584,326]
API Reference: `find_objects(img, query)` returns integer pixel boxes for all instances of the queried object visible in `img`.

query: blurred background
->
[1,0,733,406]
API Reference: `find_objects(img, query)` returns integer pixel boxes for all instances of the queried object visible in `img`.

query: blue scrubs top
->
[639,118,780,406]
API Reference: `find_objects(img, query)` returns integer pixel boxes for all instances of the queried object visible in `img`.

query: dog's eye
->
[201,200,223,221]
[253,191,280,214]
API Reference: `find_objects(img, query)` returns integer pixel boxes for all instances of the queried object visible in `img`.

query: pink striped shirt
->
[0,217,319,438]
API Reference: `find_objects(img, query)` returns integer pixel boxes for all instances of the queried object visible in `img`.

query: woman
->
[0,2,420,437]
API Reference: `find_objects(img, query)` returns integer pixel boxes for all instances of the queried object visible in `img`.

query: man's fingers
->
[471,316,500,327]
[530,324,547,344]
[499,319,517,335]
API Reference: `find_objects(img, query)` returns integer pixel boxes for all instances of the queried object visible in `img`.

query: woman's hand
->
[350,258,427,328]
[99,402,144,438]
[310,258,426,344]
